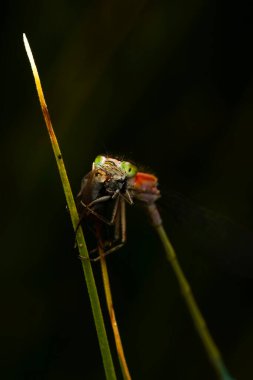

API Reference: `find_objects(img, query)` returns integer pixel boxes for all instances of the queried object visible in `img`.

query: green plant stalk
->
[99,247,132,380]
[155,223,234,380]
[23,34,117,380]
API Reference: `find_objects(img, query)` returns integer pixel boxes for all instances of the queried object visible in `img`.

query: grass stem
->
[23,33,117,380]
[99,247,132,380]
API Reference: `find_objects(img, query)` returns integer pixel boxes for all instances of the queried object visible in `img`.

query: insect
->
[76,155,143,259]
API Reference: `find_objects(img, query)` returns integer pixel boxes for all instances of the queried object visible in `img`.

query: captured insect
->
[76,154,162,260]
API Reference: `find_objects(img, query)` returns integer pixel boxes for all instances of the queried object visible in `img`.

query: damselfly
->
[76,154,253,277]
[76,155,238,379]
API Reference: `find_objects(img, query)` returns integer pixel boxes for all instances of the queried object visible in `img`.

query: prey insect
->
[76,155,140,260]
[76,155,160,260]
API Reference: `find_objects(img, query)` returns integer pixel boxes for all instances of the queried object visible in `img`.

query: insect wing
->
[161,192,253,278]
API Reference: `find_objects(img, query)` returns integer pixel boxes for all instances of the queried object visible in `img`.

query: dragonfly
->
[76,154,161,260]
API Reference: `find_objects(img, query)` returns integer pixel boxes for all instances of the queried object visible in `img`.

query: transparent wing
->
[159,192,253,278]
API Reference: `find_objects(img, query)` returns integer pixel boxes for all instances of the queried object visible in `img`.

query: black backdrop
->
[1,1,253,379]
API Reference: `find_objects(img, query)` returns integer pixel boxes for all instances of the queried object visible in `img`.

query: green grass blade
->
[23,33,117,380]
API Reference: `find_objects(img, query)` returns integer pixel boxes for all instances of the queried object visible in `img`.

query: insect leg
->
[79,199,127,261]
[87,195,112,208]
[121,189,134,205]
[74,196,113,244]
[79,200,114,225]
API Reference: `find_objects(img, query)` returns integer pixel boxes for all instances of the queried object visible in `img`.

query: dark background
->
[1,1,253,379]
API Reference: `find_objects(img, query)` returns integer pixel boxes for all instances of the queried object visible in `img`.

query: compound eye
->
[120,161,138,178]
[94,155,106,167]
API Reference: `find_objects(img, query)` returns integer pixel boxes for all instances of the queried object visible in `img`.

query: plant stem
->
[155,222,234,380]
[23,34,117,380]
[99,247,132,380]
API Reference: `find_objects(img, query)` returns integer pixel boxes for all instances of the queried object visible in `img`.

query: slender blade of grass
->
[23,33,117,380]
[99,247,132,380]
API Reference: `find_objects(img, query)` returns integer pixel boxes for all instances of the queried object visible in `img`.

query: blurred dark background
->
[1,1,253,379]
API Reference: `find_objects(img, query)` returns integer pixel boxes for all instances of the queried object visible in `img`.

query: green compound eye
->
[94,155,106,166]
[120,161,138,177]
